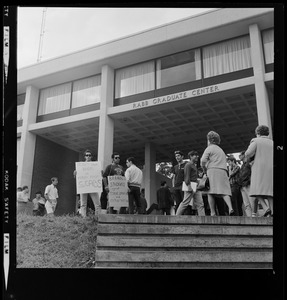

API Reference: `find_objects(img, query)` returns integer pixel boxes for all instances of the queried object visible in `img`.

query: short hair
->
[111,152,120,159]
[160,180,166,186]
[188,150,198,157]
[126,157,135,164]
[84,149,92,155]
[174,150,184,156]
[255,125,269,136]
[207,131,221,145]
[22,185,28,190]
[35,191,42,195]
[51,177,58,182]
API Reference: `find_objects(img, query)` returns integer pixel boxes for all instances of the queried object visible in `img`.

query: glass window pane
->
[17,94,25,105]
[202,36,252,78]
[262,29,274,64]
[72,75,101,108]
[17,104,24,121]
[156,49,201,89]
[38,83,72,115]
[115,61,155,98]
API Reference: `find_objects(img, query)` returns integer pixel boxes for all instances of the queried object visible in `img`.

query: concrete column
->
[249,24,273,138]
[144,143,157,208]
[17,86,39,196]
[97,65,115,170]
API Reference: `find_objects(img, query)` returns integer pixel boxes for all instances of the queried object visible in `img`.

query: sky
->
[17,6,215,69]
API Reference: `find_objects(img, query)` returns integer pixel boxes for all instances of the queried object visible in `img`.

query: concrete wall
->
[31,136,79,215]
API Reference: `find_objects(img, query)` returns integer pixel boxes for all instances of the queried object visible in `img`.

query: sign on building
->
[108,175,128,208]
[75,161,102,194]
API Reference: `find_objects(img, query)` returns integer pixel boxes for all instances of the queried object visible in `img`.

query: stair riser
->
[95,250,272,262]
[98,224,272,236]
[95,262,273,269]
[97,236,272,248]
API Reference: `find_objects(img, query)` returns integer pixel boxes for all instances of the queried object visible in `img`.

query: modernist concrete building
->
[17,8,274,214]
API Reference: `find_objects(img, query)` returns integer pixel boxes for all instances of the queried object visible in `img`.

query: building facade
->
[17,8,274,214]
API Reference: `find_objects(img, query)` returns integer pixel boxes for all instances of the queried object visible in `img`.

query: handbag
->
[197,175,209,191]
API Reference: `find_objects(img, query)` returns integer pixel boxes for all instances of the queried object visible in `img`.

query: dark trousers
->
[231,185,243,216]
[38,203,46,216]
[146,203,158,215]
[202,194,211,216]
[146,204,171,215]
[128,186,141,214]
[100,189,108,209]
[173,189,184,213]
[215,197,227,216]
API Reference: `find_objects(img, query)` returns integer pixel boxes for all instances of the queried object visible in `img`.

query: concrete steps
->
[95,214,273,269]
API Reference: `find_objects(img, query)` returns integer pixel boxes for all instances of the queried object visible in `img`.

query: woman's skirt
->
[207,168,231,196]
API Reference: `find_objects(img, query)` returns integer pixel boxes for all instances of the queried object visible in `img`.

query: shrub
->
[16,213,98,268]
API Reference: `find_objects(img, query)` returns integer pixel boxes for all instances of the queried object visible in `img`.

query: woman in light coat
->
[244,125,273,216]
[200,131,234,216]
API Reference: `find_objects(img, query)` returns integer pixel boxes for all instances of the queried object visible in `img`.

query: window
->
[17,104,24,121]
[115,61,155,98]
[17,137,21,167]
[156,49,201,89]
[38,83,72,115]
[72,75,101,108]
[262,29,274,64]
[202,36,252,78]
[17,94,25,121]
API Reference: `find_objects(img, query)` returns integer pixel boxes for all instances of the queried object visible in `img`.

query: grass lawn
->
[16,212,98,268]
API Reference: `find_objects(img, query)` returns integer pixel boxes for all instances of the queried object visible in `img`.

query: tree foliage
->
[156,162,173,178]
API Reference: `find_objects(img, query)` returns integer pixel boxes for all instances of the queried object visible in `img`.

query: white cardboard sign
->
[75,161,102,194]
[108,175,128,208]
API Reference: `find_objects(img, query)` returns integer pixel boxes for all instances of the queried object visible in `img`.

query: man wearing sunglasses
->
[102,152,126,214]
[73,149,101,217]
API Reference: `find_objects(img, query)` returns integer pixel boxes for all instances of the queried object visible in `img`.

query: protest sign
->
[75,161,102,194]
[108,175,128,208]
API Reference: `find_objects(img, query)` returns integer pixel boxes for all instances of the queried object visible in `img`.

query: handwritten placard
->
[76,161,102,194]
[108,175,128,208]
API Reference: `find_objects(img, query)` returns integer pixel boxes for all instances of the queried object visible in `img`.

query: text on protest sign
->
[76,161,102,194]
[108,175,128,208]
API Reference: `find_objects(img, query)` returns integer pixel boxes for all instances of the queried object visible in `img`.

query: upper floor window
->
[202,35,252,78]
[17,104,24,121]
[115,61,155,98]
[72,75,101,108]
[17,94,25,121]
[262,29,274,64]
[156,49,201,89]
[38,83,72,115]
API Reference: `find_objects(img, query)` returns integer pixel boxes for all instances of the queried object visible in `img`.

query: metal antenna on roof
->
[37,7,47,63]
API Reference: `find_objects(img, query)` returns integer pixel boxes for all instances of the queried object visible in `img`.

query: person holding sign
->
[73,150,102,218]
[125,157,143,214]
[103,152,126,214]
[176,151,205,216]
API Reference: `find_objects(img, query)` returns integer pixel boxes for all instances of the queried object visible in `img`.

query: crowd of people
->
[17,124,273,219]
[17,177,59,217]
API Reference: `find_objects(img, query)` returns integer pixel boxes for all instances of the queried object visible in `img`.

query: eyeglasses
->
[114,157,120,159]
[85,154,92,157]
